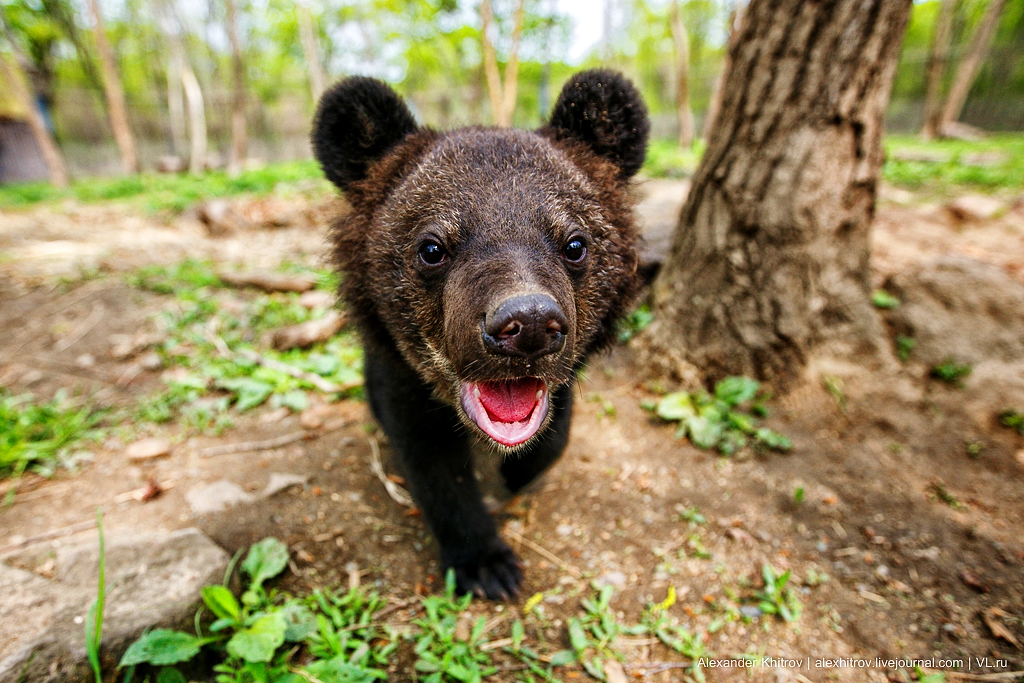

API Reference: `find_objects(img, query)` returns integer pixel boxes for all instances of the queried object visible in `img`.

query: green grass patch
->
[0,160,330,213]
[0,390,105,483]
[651,376,791,455]
[999,409,1024,435]
[642,139,705,179]
[931,359,973,386]
[883,134,1024,192]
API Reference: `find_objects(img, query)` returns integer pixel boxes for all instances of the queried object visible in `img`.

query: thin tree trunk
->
[702,3,744,144]
[936,0,1008,135]
[166,49,186,157]
[0,53,68,187]
[225,0,246,176]
[647,0,912,388]
[87,0,139,174]
[499,0,525,126]
[671,0,694,148]
[480,0,505,126]
[920,0,956,139]
[297,2,327,103]
[181,62,207,176]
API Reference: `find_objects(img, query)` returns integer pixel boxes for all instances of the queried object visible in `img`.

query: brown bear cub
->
[312,70,649,600]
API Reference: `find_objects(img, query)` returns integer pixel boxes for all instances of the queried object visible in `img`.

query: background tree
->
[921,0,955,139]
[645,0,913,387]
[296,1,326,103]
[225,0,247,176]
[86,0,138,173]
[670,0,694,147]
[481,0,526,126]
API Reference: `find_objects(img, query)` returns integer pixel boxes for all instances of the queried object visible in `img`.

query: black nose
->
[483,294,568,360]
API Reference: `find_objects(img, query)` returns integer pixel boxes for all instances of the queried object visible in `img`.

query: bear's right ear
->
[312,77,419,192]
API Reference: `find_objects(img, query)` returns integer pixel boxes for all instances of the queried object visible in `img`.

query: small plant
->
[85,510,106,683]
[930,481,961,508]
[793,487,805,504]
[871,289,899,309]
[896,335,916,362]
[753,565,802,623]
[999,409,1024,435]
[412,571,495,682]
[0,390,105,484]
[676,505,706,525]
[653,376,791,455]
[566,584,644,680]
[642,588,709,683]
[616,304,654,343]
[931,359,972,386]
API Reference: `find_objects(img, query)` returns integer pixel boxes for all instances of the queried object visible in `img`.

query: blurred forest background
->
[1,0,1023,183]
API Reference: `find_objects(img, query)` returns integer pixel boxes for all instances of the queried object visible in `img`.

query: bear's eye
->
[562,238,587,263]
[418,240,448,266]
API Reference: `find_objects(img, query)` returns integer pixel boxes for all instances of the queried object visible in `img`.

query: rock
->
[261,473,309,498]
[73,354,95,369]
[125,437,171,461]
[739,605,763,619]
[594,570,627,587]
[185,480,255,515]
[945,195,1003,222]
[0,528,228,683]
[138,352,163,371]
[197,199,254,237]
[885,257,1024,366]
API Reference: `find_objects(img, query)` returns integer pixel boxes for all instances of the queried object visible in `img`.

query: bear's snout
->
[483,293,568,361]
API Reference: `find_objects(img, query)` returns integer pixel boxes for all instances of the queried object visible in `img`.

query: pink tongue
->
[477,378,543,423]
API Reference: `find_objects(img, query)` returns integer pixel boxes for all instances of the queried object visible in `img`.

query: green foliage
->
[566,584,645,680]
[642,140,706,178]
[931,359,973,386]
[129,259,223,295]
[999,409,1024,434]
[871,289,899,309]
[85,510,105,683]
[0,390,104,482]
[882,135,1024,192]
[896,335,917,362]
[642,593,708,683]
[616,304,654,343]
[754,565,802,623]
[654,377,791,455]
[412,571,495,682]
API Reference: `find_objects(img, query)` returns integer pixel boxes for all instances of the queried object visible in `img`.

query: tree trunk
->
[671,0,694,148]
[181,62,207,176]
[87,0,139,174]
[647,0,912,388]
[702,3,744,144]
[0,52,68,187]
[920,0,956,139]
[936,0,1008,135]
[225,0,246,176]
[479,0,525,127]
[296,2,327,103]
[166,49,186,157]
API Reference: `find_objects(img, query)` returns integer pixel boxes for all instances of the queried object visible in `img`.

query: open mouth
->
[460,378,549,448]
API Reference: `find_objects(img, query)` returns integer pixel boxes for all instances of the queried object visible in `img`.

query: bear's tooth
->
[536,390,544,400]
[474,386,481,399]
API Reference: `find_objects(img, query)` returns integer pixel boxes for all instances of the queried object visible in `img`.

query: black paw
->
[445,541,524,601]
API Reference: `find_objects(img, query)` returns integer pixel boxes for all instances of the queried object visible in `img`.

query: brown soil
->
[1,188,1023,682]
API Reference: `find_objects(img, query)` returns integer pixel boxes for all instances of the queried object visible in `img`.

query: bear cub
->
[312,70,649,599]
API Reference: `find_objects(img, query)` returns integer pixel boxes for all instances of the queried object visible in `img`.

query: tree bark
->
[296,2,327,103]
[225,0,246,176]
[920,0,956,139]
[181,62,207,176]
[936,0,1008,135]
[87,0,139,174]
[0,52,68,187]
[479,0,525,127]
[702,3,744,144]
[671,0,694,148]
[647,0,912,388]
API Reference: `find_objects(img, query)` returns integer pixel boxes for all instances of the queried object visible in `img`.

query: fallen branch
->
[200,431,311,457]
[504,528,582,578]
[271,310,346,350]
[218,270,317,292]
[368,436,414,507]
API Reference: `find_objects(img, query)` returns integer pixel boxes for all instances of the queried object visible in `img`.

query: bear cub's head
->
[313,70,649,450]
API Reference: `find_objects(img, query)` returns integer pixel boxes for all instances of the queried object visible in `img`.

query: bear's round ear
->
[312,77,419,192]
[546,69,650,179]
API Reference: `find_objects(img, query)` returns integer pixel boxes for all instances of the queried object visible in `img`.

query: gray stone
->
[186,480,255,515]
[0,528,229,683]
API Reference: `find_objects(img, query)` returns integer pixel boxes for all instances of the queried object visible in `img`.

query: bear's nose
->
[483,294,568,360]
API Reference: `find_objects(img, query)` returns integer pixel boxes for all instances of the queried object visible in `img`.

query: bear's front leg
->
[363,346,523,600]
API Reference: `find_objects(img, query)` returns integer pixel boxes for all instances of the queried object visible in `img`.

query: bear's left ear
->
[312,77,419,192]
[545,69,650,180]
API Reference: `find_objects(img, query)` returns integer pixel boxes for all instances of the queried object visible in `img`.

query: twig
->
[480,637,513,652]
[53,301,105,352]
[504,528,582,578]
[0,518,99,557]
[113,480,176,504]
[200,431,311,457]
[236,347,360,394]
[940,671,1024,682]
[368,436,414,507]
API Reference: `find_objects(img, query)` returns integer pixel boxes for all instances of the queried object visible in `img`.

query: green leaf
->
[216,377,274,412]
[656,392,696,421]
[871,289,899,309]
[226,613,287,663]
[280,601,317,642]
[241,537,290,588]
[755,428,792,451]
[305,656,388,682]
[714,376,760,406]
[120,630,204,666]
[510,620,524,650]
[685,415,723,449]
[156,668,187,683]
[202,585,240,620]
[548,650,576,666]
[272,390,308,413]
[568,619,588,652]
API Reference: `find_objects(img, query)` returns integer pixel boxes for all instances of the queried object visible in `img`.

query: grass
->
[882,134,1024,193]
[0,160,331,213]
[0,390,105,484]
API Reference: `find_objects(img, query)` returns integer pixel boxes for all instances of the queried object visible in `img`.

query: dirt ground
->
[1,182,1023,682]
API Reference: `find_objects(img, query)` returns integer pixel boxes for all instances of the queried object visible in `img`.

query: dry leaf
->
[983,607,1021,648]
[603,659,628,683]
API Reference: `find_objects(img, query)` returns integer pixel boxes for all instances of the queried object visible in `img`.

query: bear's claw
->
[450,543,524,601]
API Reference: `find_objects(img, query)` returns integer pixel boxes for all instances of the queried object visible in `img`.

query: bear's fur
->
[312,69,649,599]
